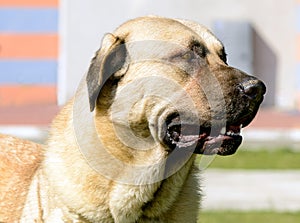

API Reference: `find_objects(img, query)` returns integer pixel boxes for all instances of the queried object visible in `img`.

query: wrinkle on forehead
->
[113,16,224,58]
[175,19,224,54]
[114,17,199,46]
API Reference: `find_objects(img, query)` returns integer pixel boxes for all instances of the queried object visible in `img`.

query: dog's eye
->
[181,51,197,61]
[192,44,208,58]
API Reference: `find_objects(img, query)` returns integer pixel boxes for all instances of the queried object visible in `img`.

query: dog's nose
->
[240,78,266,101]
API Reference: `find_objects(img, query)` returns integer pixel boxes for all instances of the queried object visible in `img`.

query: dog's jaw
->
[161,114,244,156]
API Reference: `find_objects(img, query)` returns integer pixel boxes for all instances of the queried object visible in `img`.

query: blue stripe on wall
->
[0,8,58,33]
[0,60,57,84]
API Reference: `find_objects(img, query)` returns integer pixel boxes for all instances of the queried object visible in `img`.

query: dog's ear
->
[86,33,127,112]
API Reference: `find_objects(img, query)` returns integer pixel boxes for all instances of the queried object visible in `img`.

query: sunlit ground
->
[199,211,300,223]
[197,147,300,223]
[202,147,300,169]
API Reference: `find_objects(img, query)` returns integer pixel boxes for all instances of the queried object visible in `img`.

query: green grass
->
[199,211,300,223]
[196,150,300,223]
[197,148,300,169]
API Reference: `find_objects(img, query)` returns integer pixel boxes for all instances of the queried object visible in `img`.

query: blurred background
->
[0,0,300,222]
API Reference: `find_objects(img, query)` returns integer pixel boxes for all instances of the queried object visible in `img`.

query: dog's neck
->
[37,100,200,222]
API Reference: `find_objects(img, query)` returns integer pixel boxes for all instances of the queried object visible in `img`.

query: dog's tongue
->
[167,115,200,143]
[176,134,202,147]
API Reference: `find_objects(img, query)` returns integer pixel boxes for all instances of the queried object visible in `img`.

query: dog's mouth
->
[162,114,244,156]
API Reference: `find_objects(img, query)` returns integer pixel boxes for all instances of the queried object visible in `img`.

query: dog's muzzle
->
[162,77,266,156]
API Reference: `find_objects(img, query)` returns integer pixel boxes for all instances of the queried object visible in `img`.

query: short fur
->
[0,16,265,222]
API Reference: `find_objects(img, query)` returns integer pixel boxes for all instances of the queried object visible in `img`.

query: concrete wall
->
[58,0,297,109]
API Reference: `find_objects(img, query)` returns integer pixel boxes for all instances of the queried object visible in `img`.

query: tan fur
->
[0,16,265,222]
[0,135,42,222]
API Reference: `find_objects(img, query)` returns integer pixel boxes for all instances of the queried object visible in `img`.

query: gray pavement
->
[0,125,48,144]
[202,169,300,211]
[242,128,300,150]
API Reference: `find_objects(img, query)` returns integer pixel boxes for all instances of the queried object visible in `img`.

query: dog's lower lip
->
[201,133,242,155]
[164,123,242,155]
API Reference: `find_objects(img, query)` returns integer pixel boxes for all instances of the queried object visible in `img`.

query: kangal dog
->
[0,16,265,223]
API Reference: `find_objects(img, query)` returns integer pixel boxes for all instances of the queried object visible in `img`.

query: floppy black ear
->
[86,33,127,112]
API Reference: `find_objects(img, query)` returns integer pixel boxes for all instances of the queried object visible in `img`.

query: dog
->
[0,16,265,222]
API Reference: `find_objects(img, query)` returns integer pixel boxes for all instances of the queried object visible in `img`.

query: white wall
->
[58,0,297,109]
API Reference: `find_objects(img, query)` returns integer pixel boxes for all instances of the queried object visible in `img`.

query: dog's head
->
[86,16,265,157]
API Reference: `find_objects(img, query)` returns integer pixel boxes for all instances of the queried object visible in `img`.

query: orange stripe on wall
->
[0,34,58,59]
[0,0,58,7]
[0,85,56,107]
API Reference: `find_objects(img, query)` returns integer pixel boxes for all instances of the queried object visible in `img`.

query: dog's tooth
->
[226,131,236,136]
[225,131,241,137]
[220,127,226,135]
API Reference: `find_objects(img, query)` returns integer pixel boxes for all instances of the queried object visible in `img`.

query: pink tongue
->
[176,133,207,148]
